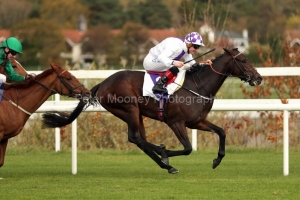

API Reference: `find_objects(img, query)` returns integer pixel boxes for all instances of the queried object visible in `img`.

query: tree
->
[80,0,125,28]
[81,24,113,68]
[125,0,142,24]
[11,19,66,67]
[118,22,149,68]
[81,24,112,55]
[139,0,172,29]
[0,0,33,29]
[39,0,89,29]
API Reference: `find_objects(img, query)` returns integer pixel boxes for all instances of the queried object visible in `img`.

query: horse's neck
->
[9,76,56,114]
[193,62,229,97]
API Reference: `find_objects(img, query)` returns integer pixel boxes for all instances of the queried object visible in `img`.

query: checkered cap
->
[184,32,205,46]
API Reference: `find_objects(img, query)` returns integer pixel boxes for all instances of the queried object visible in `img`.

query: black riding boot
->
[152,66,179,94]
[152,75,169,94]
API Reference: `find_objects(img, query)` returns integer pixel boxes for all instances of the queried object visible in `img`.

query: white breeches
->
[0,74,6,82]
[143,54,170,72]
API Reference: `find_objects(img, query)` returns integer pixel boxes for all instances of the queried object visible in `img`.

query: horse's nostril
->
[82,96,89,103]
[258,77,262,84]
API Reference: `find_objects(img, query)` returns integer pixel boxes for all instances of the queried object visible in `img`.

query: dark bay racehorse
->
[42,48,262,173]
[0,63,91,167]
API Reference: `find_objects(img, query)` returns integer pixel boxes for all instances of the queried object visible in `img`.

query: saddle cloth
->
[143,68,186,100]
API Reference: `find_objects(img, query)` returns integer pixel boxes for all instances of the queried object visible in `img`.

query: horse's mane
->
[211,51,226,62]
[2,68,53,90]
[186,51,226,75]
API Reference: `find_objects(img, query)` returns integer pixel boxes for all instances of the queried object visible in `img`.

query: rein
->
[172,81,213,100]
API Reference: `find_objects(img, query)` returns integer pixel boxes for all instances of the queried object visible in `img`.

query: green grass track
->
[0,148,299,200]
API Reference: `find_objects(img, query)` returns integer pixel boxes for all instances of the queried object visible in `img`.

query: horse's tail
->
[42,84,101,128]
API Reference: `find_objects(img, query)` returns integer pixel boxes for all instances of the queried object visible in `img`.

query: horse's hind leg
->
[0,139,8,167]
[161,122,193,158]
[127,115,178,174]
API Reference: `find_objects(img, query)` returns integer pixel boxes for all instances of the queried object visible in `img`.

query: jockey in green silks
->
[0,37,27,82]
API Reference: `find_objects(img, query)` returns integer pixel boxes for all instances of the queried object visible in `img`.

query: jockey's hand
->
[182,63,191,70]
[25,73,36,81]
[200,59,212,67]
[172,60,184,68]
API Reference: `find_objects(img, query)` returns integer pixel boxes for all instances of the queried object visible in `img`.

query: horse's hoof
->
[161,157,169,165]
[212,158,220,169]
[168,167,179,174]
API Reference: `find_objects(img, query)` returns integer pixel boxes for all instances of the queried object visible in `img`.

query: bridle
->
[209,51,257,82]
[33,69,84,98]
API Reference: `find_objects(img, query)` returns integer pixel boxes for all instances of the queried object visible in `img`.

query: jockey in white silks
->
[143,32,213,94]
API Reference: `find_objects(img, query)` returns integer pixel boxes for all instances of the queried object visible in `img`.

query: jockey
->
[0,37,30,82]
[143,32,213,94]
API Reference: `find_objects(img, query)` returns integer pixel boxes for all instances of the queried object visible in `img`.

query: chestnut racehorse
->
[42,48,262,174]
[0,63,91,167]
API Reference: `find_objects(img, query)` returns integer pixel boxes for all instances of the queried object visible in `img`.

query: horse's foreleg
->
[190,119,226,169]
[0,139,8,167]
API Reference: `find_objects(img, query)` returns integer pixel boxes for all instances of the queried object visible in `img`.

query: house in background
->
[285,29,300,47]
[285,29,300,65]
[199,24,249,53]
[214,29,249,53]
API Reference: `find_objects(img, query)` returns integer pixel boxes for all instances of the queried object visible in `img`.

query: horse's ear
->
[50,63,55,69]
[50,63,60,70]
[223,48,229,53]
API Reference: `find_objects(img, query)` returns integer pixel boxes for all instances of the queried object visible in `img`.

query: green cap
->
[1,37,22,53]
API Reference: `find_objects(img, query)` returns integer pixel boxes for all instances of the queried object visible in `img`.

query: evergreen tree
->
[81,0,125,28]
[125,1,142,24]
[139,0,172,29]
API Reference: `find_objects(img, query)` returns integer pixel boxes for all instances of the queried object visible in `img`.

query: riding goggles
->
[9,50,18,56]
[192,44,200,49]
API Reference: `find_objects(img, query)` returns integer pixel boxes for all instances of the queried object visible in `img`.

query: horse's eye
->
[66,77,72,80]
[242,60,246,63]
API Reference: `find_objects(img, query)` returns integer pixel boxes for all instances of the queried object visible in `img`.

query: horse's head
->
[223,48,262,86]
[50,63,91,101]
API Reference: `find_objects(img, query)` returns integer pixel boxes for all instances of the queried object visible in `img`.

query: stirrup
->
[152,86,168,94]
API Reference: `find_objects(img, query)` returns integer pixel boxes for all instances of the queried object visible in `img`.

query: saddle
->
[143,70,186,122]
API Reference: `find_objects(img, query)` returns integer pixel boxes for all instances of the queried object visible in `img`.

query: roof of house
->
[61,29,85,44]
[148,29,179,42]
